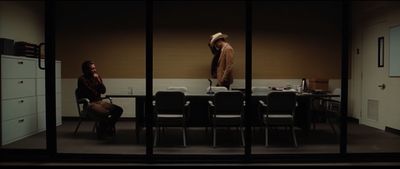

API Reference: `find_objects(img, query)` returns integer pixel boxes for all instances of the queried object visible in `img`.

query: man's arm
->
[78,76,106,97]
[78,77,98,97]
[95,74,106,94]
[222,47,234,82]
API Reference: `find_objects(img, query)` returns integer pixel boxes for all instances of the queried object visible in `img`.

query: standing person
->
[76,60,123,139]
[209,32,234,89]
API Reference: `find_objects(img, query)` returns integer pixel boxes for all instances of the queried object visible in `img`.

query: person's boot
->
[96,122,106,139]
[105,123,116,137]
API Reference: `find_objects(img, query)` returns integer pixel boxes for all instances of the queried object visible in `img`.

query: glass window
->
[153,0,246,155]
[55,1,146,155]
[251,1,342,154]
[348,1,400,154]
[0,0,47,150]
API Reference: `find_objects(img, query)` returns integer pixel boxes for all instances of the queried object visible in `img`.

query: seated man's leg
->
[110,104,123,125]
[99,102,123,136]
[88,101,113,139]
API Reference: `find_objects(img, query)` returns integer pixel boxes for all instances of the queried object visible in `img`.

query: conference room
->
[1,0,400,163]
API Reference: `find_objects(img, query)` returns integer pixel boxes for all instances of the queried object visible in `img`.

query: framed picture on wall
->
[378,36,384,67]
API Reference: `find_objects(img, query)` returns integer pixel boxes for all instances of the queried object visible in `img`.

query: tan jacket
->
[217,43,234,87]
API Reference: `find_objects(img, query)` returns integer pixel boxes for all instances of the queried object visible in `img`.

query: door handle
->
[38,43,45,70]
[378,84,386,90]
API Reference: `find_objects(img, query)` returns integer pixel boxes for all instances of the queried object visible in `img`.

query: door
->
[361,22,388,129]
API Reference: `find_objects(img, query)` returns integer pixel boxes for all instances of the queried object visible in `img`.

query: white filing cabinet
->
[1,55,62,145]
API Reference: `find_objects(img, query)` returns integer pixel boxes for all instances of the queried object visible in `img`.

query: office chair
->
[167,86,188,94]
[259,91,298,147]
[153,91,190,147]
[321,88,341,135]
[208,91,245,148]
[206,86,228,94]
[252,86,272,94]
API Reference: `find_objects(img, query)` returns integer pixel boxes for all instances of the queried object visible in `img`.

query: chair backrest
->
[155,91,186,115]
[206,86,228,93]
[331,88,341,102]
[214,91,244,115]
[167,86,188,94]
[252,86,272,94]
[75,88,89,118]
[266,91,297,115]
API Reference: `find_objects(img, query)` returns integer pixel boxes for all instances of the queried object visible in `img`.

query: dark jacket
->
[77,75,106,102]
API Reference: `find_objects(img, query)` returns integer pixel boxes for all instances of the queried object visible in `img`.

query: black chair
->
[153,91,190,147]
[74,88,113,136]
[311,88,341,135]
[259,91,298,147]
[208,91,245,148]
[321,97,341,135]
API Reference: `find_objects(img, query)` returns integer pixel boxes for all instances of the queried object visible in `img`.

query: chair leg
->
[183,127,187,147]
[312,113,317,131]
[153,127,158,147]
[92,122,98,133]
[136,126,141,144]
[326,115,337,136]
[265,126,269,147]
[112,125,116,136]
[291,126,298,147]
[213,126,216,148]
[240,126,245,147]
[74,119,83,135]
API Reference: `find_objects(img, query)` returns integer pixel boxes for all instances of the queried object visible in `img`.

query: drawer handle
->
[18,61,24,64]
[19,100,24,103]
[18,80,24,84]
[18,119,25,123]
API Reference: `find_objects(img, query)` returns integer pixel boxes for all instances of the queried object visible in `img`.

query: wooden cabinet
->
[1,55,62,145]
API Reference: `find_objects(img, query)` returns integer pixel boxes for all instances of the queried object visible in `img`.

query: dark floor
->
[2,120,400,155]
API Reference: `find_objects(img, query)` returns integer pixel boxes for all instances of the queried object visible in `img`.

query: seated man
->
[76,60,123,139]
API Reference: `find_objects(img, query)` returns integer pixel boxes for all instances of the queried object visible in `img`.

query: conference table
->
[106,91,339,143]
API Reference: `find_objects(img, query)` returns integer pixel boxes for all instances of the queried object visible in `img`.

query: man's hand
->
[93,73,101,83]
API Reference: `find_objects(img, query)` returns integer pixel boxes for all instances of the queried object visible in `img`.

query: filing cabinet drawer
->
[1,56,36,79]
[1,79,35,99]
[2,114,38,145]
[1,96,36,121]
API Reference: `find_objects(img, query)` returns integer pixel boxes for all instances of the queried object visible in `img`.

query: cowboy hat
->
[209,32,228,47]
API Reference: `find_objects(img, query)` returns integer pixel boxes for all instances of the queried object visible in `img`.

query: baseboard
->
[385,127,400,136]
[62,117,136,122]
